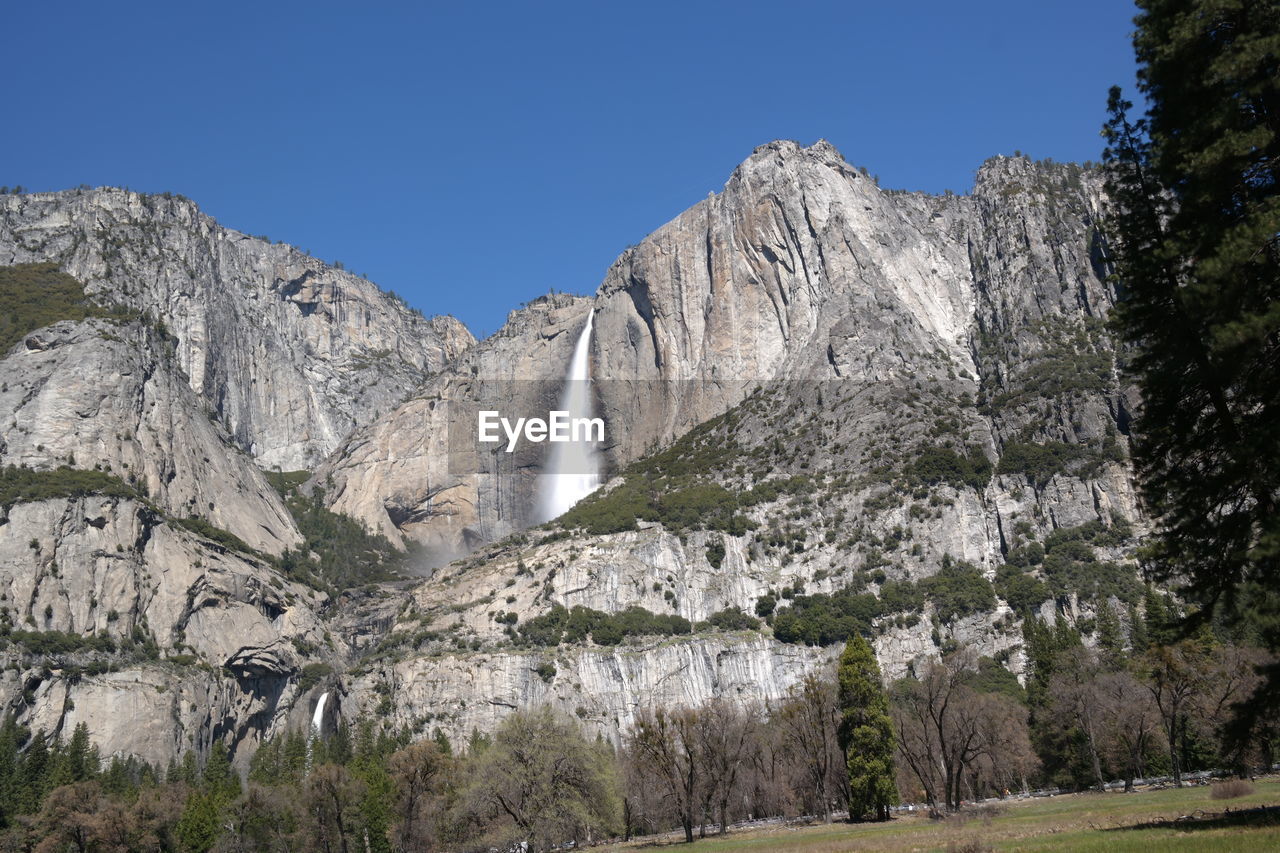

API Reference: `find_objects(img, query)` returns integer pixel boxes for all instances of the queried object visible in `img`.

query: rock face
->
[1,318,299,555]
[0,141,1144,769]
[0,492,337,769]
[320,140,1132,558]
[322,141,1140,730]
[0,189,474,470]
[312,294,595,558]
[343,634,836,748]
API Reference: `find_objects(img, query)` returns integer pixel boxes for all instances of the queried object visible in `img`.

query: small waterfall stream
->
[536,309,600,522]
[306,691,328,769]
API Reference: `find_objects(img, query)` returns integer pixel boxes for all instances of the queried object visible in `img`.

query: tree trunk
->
[1088,739,1106,792]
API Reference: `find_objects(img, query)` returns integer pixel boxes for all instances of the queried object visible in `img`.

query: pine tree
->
[63,723,95,783]
[18,731,49,814]
[177,791,222,853]
[1142,585,1180,647]
[248,736,282,786]
[177,749,199,786]
[357,764,395,853]
[432,727,452,756]
[326,722,353,766]
[1102,0,1280,726]
[283,729,308,782]
[0,716,22,827]
[1022,616,1084,784]
[1095,601,1125,669]
[203,741,241,803]
[100,756,134,798]
[836,635,898,821]
[1131,603,1152,649]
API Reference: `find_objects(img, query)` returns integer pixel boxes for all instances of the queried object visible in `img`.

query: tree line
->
[2,607,1274,852]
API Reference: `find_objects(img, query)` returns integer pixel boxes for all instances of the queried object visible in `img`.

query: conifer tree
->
[203,741,241,803]
[176,750,199,786]
[0,716,22,827]
[18,732,49,814]
[1095,601,1125,669]
[1102,0,1280,726]
[432,727,452,756]
[836,635,898,821]
[177,791,222,853]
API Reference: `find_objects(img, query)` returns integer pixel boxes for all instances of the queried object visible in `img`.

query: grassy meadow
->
[604,778,1280,852]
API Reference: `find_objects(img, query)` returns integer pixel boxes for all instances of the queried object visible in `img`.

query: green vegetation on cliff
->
[269,475,407,593]
[0,262,138,354]
[517,604,692,647]
[557,408,818,536]
[769,558,997,647]
[0,465,145,509]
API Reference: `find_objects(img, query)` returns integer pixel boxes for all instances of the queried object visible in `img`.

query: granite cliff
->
[0,189,474,471]
[0,141,1143,766]
[319,141,1140,746]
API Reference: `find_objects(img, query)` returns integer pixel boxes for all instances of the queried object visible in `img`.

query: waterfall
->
[536,309,600,522]
[306,691,328,769]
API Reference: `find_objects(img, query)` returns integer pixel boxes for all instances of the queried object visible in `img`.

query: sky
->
[4,1,1140,338]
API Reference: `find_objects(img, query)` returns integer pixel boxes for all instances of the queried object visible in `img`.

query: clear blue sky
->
[4,1,1139,338]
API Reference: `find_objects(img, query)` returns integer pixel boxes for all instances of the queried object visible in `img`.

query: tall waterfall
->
[536,309,600,522]
[306,691,328,769]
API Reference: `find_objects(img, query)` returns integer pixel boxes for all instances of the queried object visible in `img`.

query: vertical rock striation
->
[0,189,474,470]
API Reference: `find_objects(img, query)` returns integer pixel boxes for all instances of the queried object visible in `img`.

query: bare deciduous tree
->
[1094,669,1164,790]
[387,740,454,852]
[625,706,703,843]
[776,673,845,821]
[892,649,1036,811]
[465,707,620,852]
[1047,647,1108,791]
[694,699,760,836]
[303,764,364,853]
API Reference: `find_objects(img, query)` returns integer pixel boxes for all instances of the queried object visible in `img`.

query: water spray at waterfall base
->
[536,309,600,522]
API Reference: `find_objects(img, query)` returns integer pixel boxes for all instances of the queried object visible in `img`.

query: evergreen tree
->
[1095,601,1125,669]
[357,764,395,853]
[1128,603,1150,653]
[432,727,452,756]
[0,716,23,827]
[176,750,199,786]
[18,731,50,814]
[1142,586,1180,647]
[325,722,353,766]
[248,736,283,786]
[283,729,309,782]
[1102,0,1280,731]
[202,742,241,803]
[1022,616,1085,785]
[63,723,95,784]
[835,635,898,821]
[351,721,395,853]
[100,755,135,798]
[177,791,222,852]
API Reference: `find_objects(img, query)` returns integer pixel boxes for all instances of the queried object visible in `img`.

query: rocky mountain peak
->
[0,187,475,469]
[0,140,1142,771]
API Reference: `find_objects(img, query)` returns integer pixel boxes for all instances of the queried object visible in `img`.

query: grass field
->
[603,778,1280,852]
